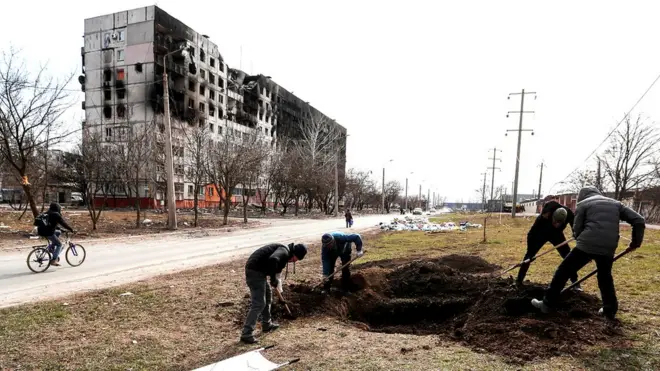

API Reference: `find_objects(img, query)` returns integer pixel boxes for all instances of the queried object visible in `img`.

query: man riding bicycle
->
[36,203,75,266]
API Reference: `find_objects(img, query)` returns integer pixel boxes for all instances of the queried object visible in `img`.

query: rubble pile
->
[378,216,482,232]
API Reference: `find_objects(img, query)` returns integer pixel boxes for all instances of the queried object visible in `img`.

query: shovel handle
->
[275,288,292,316]
[313,252,365,289]
[499,238,575,277]
[561,247,634,294]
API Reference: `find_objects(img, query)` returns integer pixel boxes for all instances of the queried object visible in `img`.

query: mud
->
[272,254,627,363]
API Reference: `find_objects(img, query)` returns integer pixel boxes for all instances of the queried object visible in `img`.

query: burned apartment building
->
[80,6,346,208]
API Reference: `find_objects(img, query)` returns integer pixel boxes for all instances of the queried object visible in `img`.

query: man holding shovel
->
[517,200,581,290]
[321,232,364,295]
[240,242,308,344]
[532,186,645,321]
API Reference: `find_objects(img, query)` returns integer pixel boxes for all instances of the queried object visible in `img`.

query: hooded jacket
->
[45,203,74,236]
[527,201,574,242]
[321,231,363,261]
[573,186,645,256]
[245,243,293,283]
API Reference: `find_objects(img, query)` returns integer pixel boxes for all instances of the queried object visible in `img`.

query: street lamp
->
[382,159,393,214]
[162,43,192,230]
[405,172,413,212]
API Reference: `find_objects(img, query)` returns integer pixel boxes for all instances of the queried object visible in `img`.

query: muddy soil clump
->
[276,255,625,363]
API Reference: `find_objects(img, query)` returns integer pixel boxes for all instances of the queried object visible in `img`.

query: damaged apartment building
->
[80,6,346,208]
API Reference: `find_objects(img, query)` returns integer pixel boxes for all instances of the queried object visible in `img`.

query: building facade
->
[81,6,346,208]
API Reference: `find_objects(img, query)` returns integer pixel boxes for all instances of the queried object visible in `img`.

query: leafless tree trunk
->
[183,124,208,227]
[601,114,658,200]
[0,48,75,217]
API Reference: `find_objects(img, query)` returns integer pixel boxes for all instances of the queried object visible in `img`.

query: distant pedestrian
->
[240,242,308,344]
[345,210,353,228]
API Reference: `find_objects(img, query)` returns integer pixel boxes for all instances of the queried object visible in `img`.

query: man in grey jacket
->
[531,186,645,320]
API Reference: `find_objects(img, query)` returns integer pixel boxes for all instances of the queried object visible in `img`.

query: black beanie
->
[292,243,307,260]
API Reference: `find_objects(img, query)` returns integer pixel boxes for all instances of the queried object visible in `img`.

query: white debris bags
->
[378,216,482,232]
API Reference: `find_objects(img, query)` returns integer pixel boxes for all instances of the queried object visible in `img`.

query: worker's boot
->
[262,322,280,333]
[531,299,551,314]
[240,335,258,344]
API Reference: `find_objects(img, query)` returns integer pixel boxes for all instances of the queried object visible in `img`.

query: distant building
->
[81,6,346,209]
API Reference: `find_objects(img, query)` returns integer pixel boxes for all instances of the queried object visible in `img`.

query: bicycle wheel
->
[65,243,86,267]
[27,247,52,273]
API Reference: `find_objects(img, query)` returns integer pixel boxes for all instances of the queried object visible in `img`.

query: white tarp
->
[378,216,482,232]
[192,349,284,371]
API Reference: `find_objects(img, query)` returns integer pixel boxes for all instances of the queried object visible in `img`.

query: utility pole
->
[381,167,385,214]
[537,161,544,199]
[404,172,413,212]
[481,172,488,210]
[506,89,536,217]
[488,147,502,211]
[418,184,422,208]
[334,147,339,217]
[427,189,430,211]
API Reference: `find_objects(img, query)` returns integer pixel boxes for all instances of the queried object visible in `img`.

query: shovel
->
[313,252,365,290]
[561,247,634,294]
[498,238,576,278]
[274,288,292,316]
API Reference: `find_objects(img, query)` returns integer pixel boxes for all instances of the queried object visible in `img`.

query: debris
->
[119,292,133,297]
[132,340,138,344]
[378,216,482,232]
[142,219,152,225]
[216,301,234,308]
[63,302,69,306]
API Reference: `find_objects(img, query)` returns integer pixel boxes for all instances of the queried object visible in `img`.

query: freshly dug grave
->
[274,255,626,363]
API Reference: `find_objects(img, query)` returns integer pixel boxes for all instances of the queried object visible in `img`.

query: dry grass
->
[0,214,659,370]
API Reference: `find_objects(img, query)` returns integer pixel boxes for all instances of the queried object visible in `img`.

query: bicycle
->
[26,231,87,273]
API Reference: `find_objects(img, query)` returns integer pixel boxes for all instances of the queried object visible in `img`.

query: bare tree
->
[560,168,597,194]
[0,49,75,217]
[182,124,209,227]
[383,180,402,213]
[601,114,659,200]
[79,132,112,231]
[206,130,268,225]
[257,151,279,215]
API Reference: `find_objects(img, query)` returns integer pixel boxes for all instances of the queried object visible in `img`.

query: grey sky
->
[2,0,660,201]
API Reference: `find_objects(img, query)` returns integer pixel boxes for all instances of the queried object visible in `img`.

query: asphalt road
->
[0,214,393,309]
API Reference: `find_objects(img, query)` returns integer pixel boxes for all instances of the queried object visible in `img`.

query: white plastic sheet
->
[378,216,482,232]
[192,349,283,371]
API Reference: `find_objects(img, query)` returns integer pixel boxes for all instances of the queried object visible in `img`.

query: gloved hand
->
[357,249,364,257]
[625,243,640,253]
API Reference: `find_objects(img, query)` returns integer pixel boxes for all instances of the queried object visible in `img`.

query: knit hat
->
[292,243,308,260]
[321,233,335,249]
[553,207,568,223]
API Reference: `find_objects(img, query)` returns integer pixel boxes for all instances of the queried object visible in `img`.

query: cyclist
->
[42,203,75,266]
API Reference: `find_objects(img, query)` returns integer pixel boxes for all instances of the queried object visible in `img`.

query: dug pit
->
[273,254,626,363]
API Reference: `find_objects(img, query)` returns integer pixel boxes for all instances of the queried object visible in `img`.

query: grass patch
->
[1,213,659,370]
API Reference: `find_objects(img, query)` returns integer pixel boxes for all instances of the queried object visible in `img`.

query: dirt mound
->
[274,255,626,363]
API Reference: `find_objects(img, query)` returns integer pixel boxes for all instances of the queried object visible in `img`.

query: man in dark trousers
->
[240,242,308,344]
[532,186,645,321]
[321,232,364,294]
[517,200,581,290]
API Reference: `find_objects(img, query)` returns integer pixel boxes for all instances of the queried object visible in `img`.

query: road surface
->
[0,214,394,309]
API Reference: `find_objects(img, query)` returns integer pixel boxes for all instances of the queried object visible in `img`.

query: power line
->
[551,70,660,191]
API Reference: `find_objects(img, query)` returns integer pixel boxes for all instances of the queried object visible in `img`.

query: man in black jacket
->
[532,186,645,320]
[516,200,580,289]
[42,203,75,266]
[240,242,308,344]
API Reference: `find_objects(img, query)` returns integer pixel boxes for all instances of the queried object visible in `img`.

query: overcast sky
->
[2,1,660,202]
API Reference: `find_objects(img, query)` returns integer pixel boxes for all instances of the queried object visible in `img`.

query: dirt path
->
[0,215,389,309]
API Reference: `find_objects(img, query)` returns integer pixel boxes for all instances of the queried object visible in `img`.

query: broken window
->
[135,62,143,73]
[174,165,184,175]
[210,58,215,68]
[117,104,126,118]
[200,49,206,63]
[189,47,195,57]
[104,69,112,82]
[217,78,224,89]
[118,30,126,41]
[200,69,206,79]
[199,102,205,113]
[218,63,224,73]
[209,104,215,117]
[116,49,125,62]
[219,126,223,134]
[209,90,215,100]
[188,185,193,195]
[199,85,206,96]
[219,95,223,104]
[209,123,214,132]
[188,79,196,92]
[199,118,205,127]
[103,50,113,64]
[116,69,125,80]
[106,127,112,138]
[188,98,195,109]
[103,105,112,119]
[209,74,215,85]
[104,89,112,101]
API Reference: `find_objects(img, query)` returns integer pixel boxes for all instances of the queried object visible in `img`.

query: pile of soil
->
[274,254,625,363]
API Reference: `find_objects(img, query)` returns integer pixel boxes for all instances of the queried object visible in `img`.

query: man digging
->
[321,232,364,295]
[240,242,308,344]
[532,186,645,322]
[517,200,582,290]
